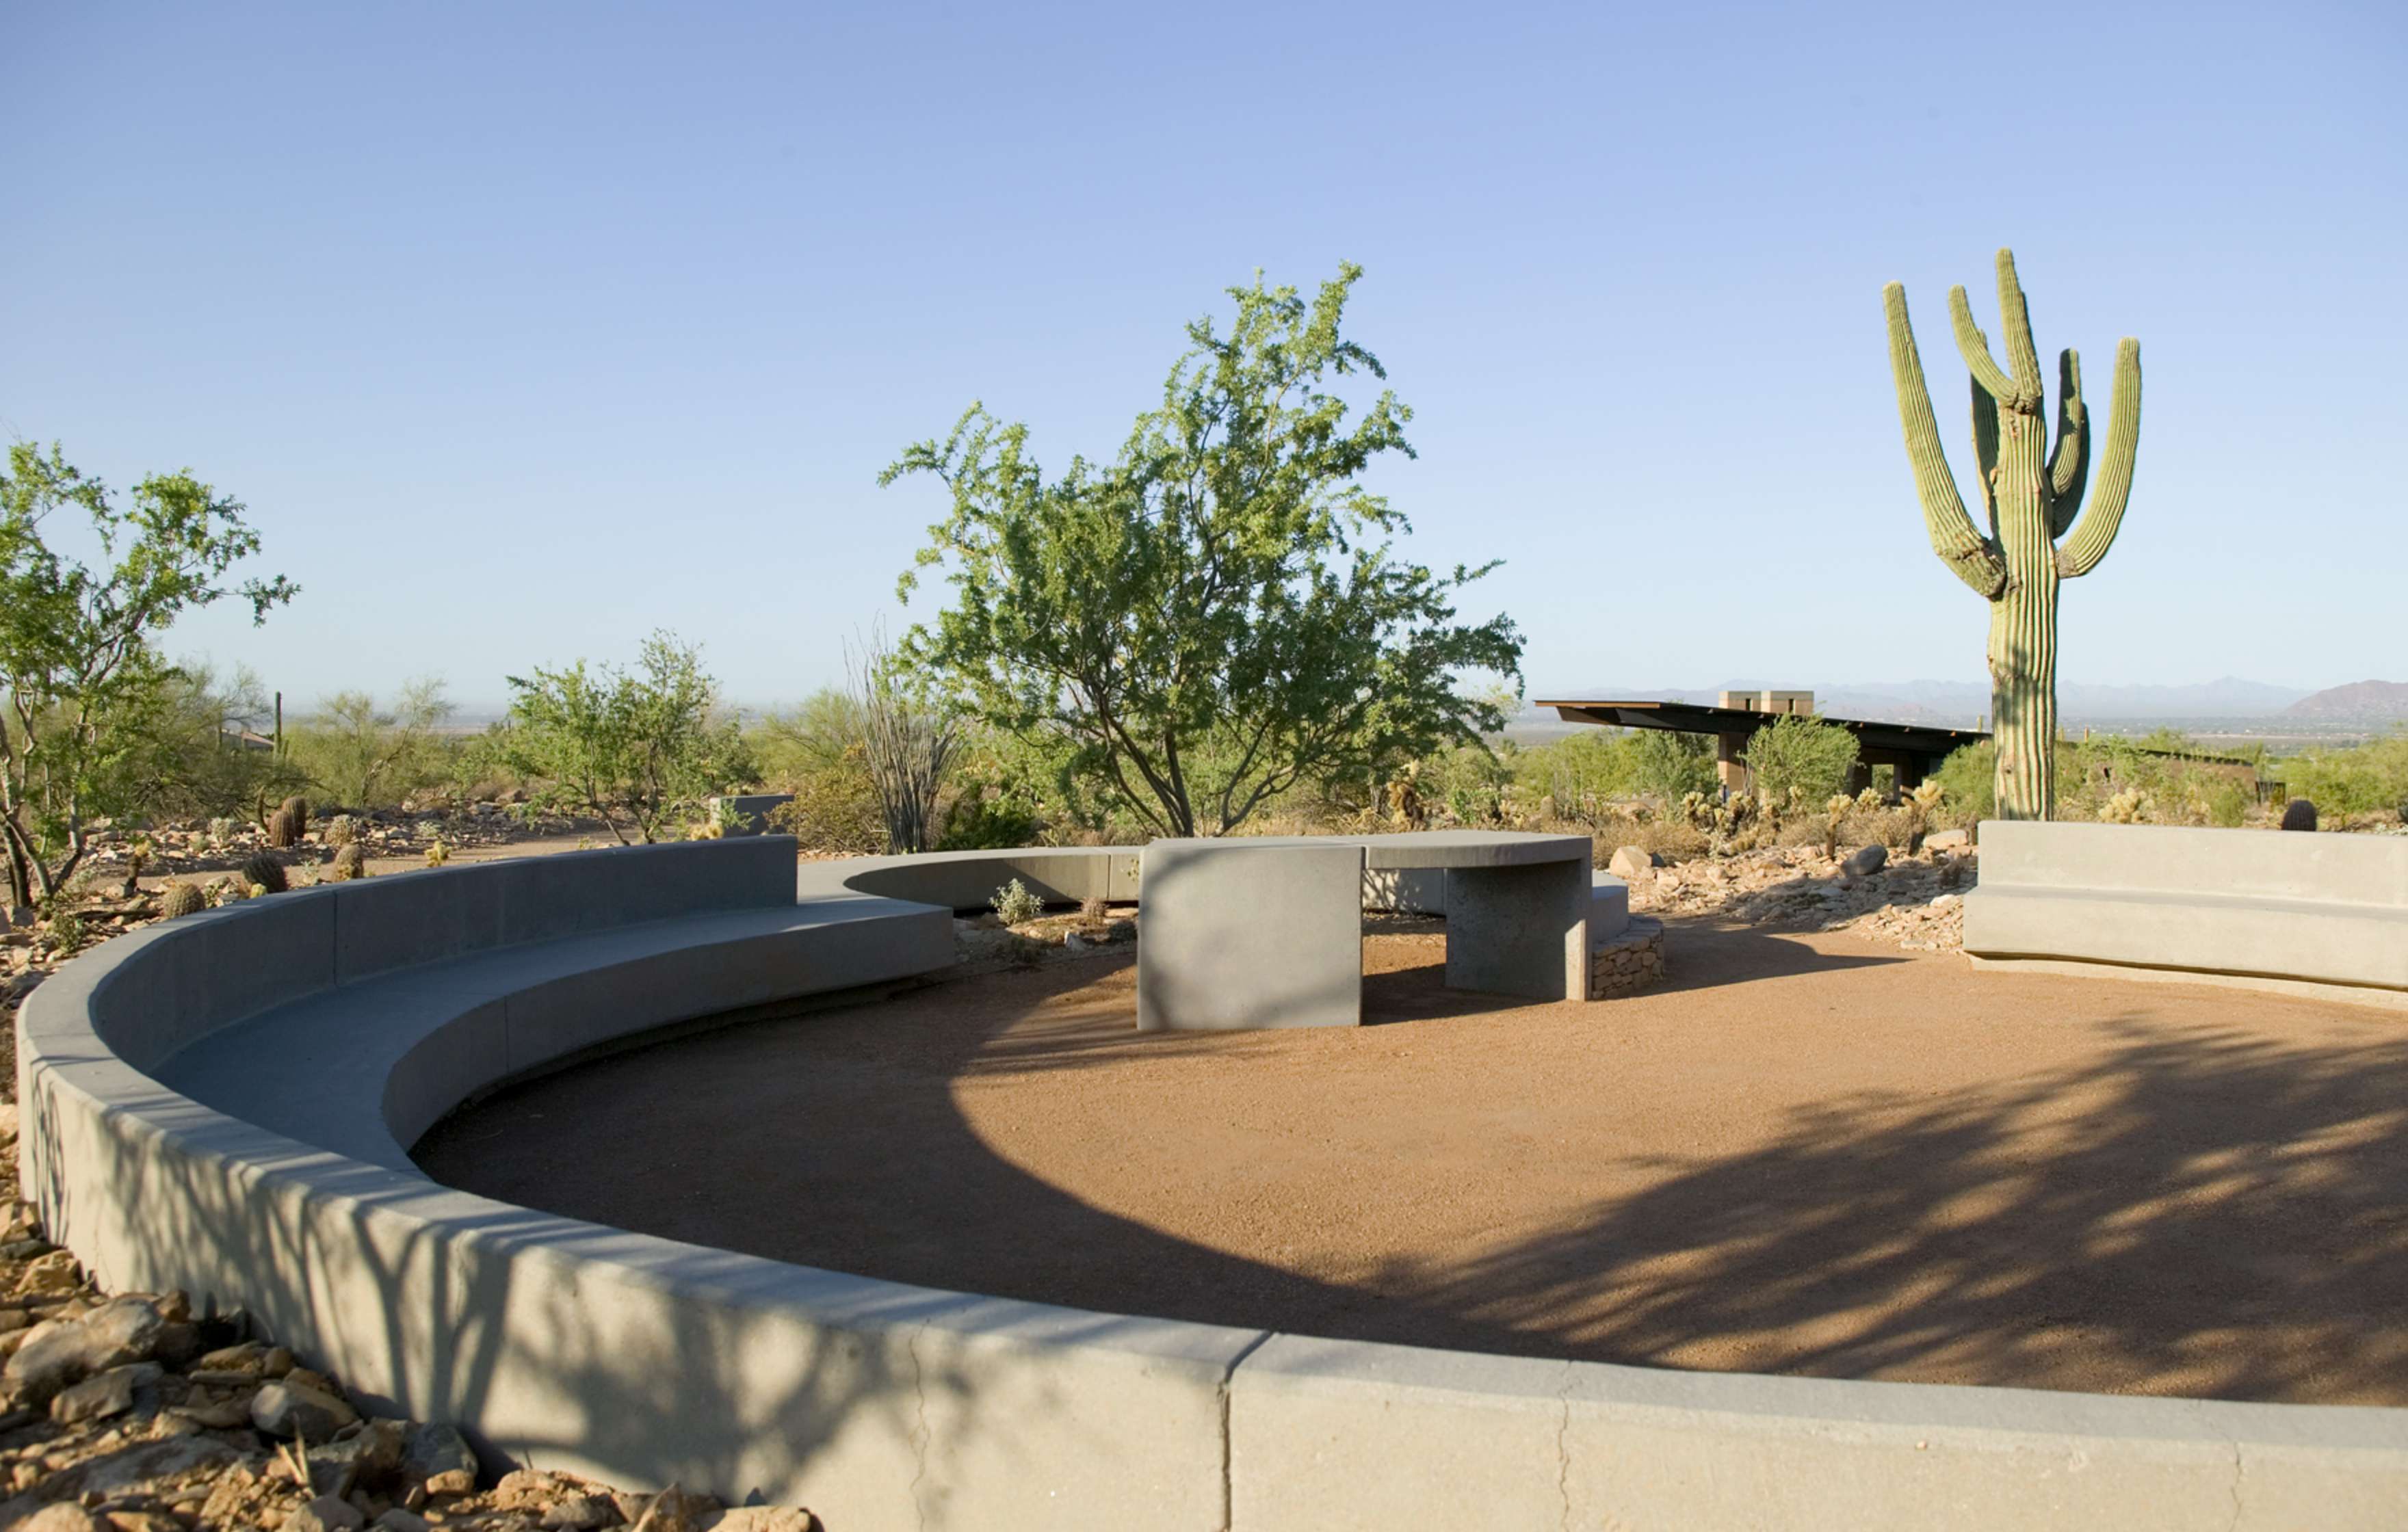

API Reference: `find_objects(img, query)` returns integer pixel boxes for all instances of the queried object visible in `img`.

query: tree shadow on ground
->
[420,925,2408,1405]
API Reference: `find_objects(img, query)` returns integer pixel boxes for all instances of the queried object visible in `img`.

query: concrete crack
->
[1556,1365,1575,1532]
[906,1324,932,1532]
[2225,1436,2245,1532]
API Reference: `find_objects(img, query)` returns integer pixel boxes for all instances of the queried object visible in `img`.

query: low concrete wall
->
[1965,821,2408,991]
[19,836,2408,1527]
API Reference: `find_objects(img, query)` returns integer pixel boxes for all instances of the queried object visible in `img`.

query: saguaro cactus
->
[1885,248,2141,821]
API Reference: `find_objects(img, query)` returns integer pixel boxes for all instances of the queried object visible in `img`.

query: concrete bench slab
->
[1136,840,1365,1031]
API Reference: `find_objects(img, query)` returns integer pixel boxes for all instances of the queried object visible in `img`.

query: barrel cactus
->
[328,843,369,882]
[266,806,300,848]
[237,854,288,895]
[1885,248,2142,821]
[159,882,207,919]
[2279,797,2317,832]
[322,814,359,849]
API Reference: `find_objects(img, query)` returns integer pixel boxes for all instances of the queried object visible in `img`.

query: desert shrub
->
[1745,715,1859,810]
[2280,729,2408,819]
[990,877,1045,926]
[207,817,241,849]
[2200,776,2252,828]
[287,681,455,810]
[1512,728,1715,819]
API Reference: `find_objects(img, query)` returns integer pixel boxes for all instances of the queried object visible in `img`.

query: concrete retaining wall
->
[18,837,2408,1527]
[1965,821,2408,990]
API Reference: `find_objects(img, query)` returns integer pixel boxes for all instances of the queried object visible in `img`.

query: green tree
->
[884,265,1523,838]
[0,443,296,905]
[1744,714,1861,810]
[288,678,454,809]
[493,631,755,844]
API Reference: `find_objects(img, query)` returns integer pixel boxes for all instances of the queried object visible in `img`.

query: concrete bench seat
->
[1965,821,2408,992]
[152,897,947,1172]
[21,832,2407,1525]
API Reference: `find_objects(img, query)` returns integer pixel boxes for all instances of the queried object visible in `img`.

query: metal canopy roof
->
[1533,699,1988,761]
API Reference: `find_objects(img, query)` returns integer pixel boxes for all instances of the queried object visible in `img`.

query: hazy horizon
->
[11,3,2402,705]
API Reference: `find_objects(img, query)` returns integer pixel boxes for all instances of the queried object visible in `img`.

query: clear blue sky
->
[7,1,2401,715]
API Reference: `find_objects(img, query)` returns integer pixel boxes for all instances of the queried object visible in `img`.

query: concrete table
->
[1137,832,1594,1031]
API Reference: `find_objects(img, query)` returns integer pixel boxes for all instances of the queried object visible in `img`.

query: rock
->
[14,1250,83,1298]
[249,1380,358,1442]
[373,1512,432,1532]
[196,1341,268,1373]
[540,1494,619,1528]
[401,1421,477,1492]
[50,1362,160,1424]
[1607,845,1658,880]
[287,1496,367,1532]
[18,1505,102,1532]
[4,1298,164,1403]
[261,1345,295,1377]
[306,1418,406,1495]
[623,1483,718,1531]
[1843,845,1888,878]
[494,1467,571,1509]
[1923,828,1969,851]
[1930,893,1961,910]
[711,1511,817,1532]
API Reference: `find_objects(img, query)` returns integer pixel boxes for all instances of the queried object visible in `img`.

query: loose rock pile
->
[0,1113,817,1531]
[1617,843,1977,951]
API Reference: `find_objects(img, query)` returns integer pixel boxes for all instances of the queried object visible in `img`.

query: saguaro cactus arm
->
[1971,375,2001,529]
[2046,349,2089,533]
[1885,282,2008,597]
[1993,248,2045,396]
[1948,285,2039,412]
[2054,337,2142,577]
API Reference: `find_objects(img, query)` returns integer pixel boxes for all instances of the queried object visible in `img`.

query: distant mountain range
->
[1531,676,2390,726]
[2284,680,2408,722]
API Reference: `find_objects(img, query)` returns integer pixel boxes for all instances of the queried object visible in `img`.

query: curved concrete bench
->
[20,838,2408,1527]
[1965,821,2408,994]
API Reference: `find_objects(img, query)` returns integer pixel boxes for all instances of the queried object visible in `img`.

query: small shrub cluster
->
[990,877,1045,926]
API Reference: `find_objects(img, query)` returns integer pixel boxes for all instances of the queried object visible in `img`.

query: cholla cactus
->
[2099,788,2149,824]
[159,882,207,919]
[1905,780,1946,854]
[1886,249,2142,821]
[1823,793,1854,860]
[424,838,451,868]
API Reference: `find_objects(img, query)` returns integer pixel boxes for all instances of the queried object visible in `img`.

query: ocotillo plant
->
[1885,248,2141,821]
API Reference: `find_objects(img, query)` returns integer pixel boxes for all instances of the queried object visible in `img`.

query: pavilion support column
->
[1716,732,1751,797]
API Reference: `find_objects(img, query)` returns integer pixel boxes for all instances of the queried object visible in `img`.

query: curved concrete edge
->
[19,836,2408,1527]
[1965,821,2408,991]
[1229,1334,2408,1529]
[16,1039,1259,1527]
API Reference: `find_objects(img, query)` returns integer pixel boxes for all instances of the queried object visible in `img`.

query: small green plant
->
[237,854,288,895]
[991,877,1045,926]
[424,838,451,868]
[322,814,359,849]
[207,817,241,849]
[40,908,86,956]
[159,881,207,919]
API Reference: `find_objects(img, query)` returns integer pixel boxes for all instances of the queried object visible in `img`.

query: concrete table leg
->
[1443,859,1591,1001]
[1137,841,1365,1031]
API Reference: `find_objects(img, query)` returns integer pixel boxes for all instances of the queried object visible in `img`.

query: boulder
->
[286,1496,367,1532]
[1922,828,1969,851]
[1606,845,1658,880]
[1843,844,1888,878]
[3,1297,164,1403]
[249,1379,358,1442]
[49,1361,159,1424]
[17,1506,102,1532]
[402,1421,477,1492]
